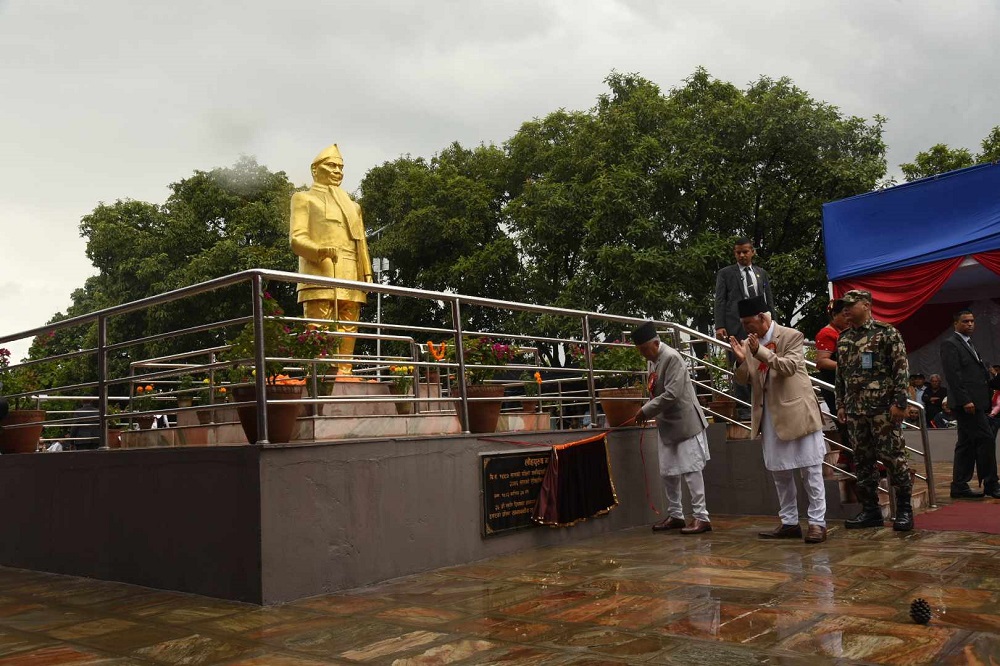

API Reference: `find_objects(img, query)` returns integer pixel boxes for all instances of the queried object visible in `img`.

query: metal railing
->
[0,267,935,508]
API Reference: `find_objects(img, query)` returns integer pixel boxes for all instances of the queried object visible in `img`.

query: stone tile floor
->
[1,465,999,665]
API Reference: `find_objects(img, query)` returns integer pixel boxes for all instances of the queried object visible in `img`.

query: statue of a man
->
[289,144,373,375]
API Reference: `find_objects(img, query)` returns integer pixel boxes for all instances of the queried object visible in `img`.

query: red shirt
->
[815,324,840,354]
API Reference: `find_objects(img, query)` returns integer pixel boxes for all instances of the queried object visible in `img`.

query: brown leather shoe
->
[758,523,802,539]
[804,524,827,544]
[679,519,712,535]
[652,517,687,532]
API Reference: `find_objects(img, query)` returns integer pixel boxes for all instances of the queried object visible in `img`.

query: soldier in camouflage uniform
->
[835,289,913,531]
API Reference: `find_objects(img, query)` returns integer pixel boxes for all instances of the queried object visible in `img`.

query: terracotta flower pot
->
[107,428,123,449]
[135,415,155,430]
[461,384,505,433]
[597,388,644,427]
[0,409,46,454]
[390,386,414,415]
[233,384,303,444]
[521,399,539,413]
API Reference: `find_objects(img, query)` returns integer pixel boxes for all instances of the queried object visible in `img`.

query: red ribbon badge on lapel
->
[647,371,656,395]
[757,342,776,376]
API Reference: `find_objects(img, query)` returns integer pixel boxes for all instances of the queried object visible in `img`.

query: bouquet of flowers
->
[388,365,415,393]
[522,370,543,396]
[0,347,42,410]
[457,337,517,385]
[225,288,340,384]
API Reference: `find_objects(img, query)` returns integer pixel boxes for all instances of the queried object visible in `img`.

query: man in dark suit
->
[940,309,1000,499]
[714,238,775,413]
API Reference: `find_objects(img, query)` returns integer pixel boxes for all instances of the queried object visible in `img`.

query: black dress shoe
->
[983,487,1000,499]
[950,487,985,499]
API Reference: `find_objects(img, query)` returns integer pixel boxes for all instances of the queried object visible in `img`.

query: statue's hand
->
[318,247,338,262]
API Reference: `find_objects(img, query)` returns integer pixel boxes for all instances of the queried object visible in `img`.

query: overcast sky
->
[2,0,998,358]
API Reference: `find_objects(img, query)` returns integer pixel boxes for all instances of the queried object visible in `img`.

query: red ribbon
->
[757,342,776,376]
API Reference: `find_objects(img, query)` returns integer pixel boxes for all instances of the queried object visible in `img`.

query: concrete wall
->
[1,422,889,606]
[0,446,263,604]
[258,428,666,604]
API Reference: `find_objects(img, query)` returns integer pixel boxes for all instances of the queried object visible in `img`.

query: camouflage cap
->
[841,289,872,305]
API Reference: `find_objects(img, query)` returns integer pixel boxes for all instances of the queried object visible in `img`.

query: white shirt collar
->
[760,320,776,345]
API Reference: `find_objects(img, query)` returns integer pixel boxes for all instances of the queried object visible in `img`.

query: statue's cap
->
[737,295,768,318]
[631,321,658,346]
[312,143,343,167]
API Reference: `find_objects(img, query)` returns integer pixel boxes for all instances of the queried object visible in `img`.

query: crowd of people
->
[624,237,1000,542]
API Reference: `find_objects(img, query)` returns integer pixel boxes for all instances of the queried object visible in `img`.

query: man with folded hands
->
[729,295,828,544]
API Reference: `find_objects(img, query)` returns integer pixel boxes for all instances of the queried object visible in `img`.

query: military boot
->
[892,491,914,532]
[845,488,884,529]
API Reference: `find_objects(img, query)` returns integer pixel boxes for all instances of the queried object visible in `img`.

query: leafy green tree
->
[900,143,975,182]
[359,143,519,335]
[979,126,1000,163]
[506,69,886,338]
[30,157,298,390]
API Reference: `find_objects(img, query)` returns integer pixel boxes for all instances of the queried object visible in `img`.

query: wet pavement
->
[0,465,998,664]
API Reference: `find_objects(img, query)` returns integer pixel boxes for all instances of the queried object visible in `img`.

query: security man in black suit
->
[940,309,1000,499]
[714,238,775,413]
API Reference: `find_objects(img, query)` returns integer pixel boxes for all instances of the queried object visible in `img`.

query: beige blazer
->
[734,323,822,441]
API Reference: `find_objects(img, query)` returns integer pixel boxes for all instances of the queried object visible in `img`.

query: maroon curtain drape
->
[833,256,964,324]
[972,249,1000,277]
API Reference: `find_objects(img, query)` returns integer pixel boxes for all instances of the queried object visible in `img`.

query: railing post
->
[582,315,598,427]
[918,406,936,507]
[410,341,421,415]
[251,275,269,444]
[97,315,108,449]
[450,299,470,433]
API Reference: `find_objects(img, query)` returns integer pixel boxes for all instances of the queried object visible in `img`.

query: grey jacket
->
[714,263,774,339]
[639,341,708,446]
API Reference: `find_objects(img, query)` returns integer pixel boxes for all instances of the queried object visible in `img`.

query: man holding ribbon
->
[624,321,713,535]
[730,295,828,543]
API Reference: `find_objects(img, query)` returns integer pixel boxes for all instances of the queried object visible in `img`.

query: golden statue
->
[290,144,373,375]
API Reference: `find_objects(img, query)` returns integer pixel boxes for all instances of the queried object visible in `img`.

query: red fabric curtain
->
[833,256,964,324]
[972,249,1000,277]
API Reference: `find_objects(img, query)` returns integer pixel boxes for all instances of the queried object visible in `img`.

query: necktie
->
[745,267,757,298]
[967,338,981,362]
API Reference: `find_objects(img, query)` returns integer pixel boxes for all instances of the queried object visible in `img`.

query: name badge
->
[861,352,873,370]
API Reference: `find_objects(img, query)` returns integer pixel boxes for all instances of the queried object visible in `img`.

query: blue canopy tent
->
[822,162,1000,352]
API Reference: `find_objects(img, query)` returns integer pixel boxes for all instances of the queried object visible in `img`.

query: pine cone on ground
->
[910,597,932,625]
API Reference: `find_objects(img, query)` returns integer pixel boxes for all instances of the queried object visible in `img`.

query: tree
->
[31,157,298,389]
[979,126,1000,163]
[359,143,519,335]
[505,69,886,337]
[900,143,975,181]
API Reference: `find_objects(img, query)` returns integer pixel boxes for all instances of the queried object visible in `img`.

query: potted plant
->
[129,384,159,429]
[450,336,517,433]
[176,374,196,409]
[583,341,647,427]
[0,347,46,453]
[224,288,338,443]
[387,365,415,414]
[702,348,739,426]
[520,370,543,413]
[106,404,125,448]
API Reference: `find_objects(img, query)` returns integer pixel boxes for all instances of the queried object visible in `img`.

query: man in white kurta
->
[625,321,713,535]
[730,296,828,544]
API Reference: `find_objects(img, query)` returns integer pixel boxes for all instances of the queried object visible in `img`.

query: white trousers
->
[663,471,709,523]
[771,464,826,527]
